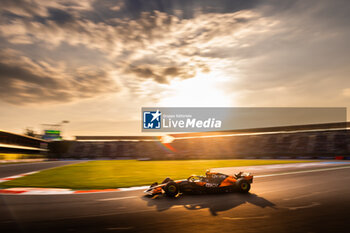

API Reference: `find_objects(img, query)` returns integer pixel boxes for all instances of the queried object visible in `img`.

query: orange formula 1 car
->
[145,170,253,197]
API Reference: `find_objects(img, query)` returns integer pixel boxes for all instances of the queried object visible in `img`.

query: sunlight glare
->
[158,72,233,107]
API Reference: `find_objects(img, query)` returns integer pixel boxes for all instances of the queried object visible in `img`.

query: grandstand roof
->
[169,121,350,138]
[75,136,161,141]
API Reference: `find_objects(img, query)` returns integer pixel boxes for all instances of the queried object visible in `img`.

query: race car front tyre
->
[164,181,179,197]
[236,178,251,193]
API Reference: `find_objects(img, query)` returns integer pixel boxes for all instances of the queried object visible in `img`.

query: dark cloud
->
[127,63,200,84]
[0,49,118,104]
[0,62,58,88]
[0,0,43,17]
[120,0,259,19]
[128,66,172,84]
[0,0,94,18]
[163,67,179,76]
[47,8,74,25]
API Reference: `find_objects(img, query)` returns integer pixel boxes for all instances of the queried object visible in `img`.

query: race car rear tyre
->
[236,178,251,193]
[164,181,179,197]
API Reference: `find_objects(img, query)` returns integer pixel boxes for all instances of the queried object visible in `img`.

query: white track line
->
[254,165,350,178]
[119,186,149,191]
[222,215,269,220]
[283,202,321,210]
[98,196,137,201]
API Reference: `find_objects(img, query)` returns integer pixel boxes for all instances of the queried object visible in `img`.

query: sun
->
[158,71,233,107]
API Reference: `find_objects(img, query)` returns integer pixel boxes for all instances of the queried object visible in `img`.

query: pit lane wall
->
[50,129,350,159]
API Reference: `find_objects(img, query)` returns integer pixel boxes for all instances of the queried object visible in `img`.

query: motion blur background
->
[1,1,350,232]
[1,0,350,138]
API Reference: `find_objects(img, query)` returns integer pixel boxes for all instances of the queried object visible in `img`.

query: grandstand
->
[1,122,349,160]
[48,122,350,160]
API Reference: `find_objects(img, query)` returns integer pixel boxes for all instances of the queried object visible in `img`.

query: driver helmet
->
[205,169,211,176]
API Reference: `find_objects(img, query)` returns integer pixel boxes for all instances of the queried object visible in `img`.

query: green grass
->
[0,160,318,189]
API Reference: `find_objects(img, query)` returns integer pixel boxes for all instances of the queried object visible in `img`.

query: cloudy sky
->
[0,0,349,137]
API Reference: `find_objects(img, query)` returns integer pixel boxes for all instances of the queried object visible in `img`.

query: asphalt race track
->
[1,162,350,233]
